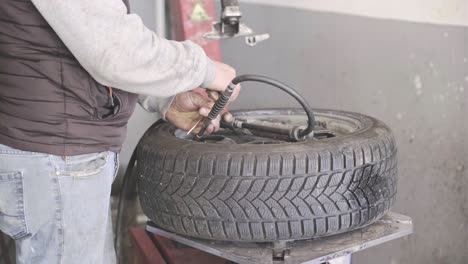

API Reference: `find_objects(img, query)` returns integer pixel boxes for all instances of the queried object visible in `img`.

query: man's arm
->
[31,0,215,98]
[137,95,174,120]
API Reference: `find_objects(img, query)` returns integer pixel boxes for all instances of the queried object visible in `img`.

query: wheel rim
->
[174,109,367,145]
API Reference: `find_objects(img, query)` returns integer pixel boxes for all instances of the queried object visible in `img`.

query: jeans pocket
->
[0,171,29,240]
[57,152,109,178]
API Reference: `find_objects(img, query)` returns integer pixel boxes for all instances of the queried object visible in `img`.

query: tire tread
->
[138,113,398,242]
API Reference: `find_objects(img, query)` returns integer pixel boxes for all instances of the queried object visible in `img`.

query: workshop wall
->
[241,0,468,27]
[221,4,468,264]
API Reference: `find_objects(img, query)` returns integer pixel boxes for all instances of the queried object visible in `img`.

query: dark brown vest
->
[0,0,138,156]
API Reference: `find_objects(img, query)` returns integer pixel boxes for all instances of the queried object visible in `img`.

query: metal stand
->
[146,212,413,264]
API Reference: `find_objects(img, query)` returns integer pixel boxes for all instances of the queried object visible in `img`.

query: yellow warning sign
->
[190,3,211,22]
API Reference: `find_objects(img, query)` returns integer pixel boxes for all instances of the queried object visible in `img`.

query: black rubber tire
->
[137,109,398,242]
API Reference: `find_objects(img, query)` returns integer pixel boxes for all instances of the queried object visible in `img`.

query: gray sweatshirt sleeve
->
[31,0,216,113]
[137,95,175,120]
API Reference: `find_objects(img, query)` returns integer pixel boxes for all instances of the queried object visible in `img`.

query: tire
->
[137,109,398,242]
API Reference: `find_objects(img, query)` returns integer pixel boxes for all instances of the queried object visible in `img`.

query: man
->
[0,0,239,263]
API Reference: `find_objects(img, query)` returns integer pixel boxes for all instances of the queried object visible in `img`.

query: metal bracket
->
[245,33,270,47]
[204,21,254,39]
[204,0,269,47]
[146,212,413,264]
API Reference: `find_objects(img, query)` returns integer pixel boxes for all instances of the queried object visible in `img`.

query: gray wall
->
[222,4,468,264]
[125,2,468,263]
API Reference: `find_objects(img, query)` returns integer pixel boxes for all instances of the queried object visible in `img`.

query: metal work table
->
[146,212,413,264]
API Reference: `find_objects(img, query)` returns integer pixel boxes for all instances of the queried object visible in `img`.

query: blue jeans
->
[0,144,118,264]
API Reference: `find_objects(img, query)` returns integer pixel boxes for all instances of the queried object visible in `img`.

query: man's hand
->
[166,61,240,135]
[205,61,241,103]
[165,91,232,135]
